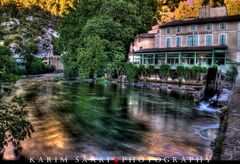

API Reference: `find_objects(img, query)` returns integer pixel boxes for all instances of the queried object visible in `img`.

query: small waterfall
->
[196,101,217,113]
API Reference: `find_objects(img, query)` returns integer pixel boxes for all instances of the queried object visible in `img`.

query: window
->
[206,23,213,30]
[220,22,227,30]
[197,54,213,65]
[166,28,171,34]
[214,53,225,65]
[181,54,195,65]
[187,36,198,46]
[144,54,154,65]
[166,37,172,47]
[167,54,179,65]
[219,34,227,45]
[205,35,213,46]
[176,26,182,33]
[176,37,182,47]
[189,25,197,31]
[156,54,165,65]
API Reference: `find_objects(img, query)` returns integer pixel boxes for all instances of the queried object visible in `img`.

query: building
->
[49,56,64,70]
[130,6,240,70]
[128,26,159,62]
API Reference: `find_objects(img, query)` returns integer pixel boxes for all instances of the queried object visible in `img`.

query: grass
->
[52,76,64,82]
[96,77,108,84]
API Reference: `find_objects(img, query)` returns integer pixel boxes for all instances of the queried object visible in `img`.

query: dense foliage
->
[0,3,58,75]
[0,46,18,82]
[0,96,34,156]
[159,64,170,80]
[156,0,239,22]
[56,0,156,79]
[124,63,138,82]
[174,0,239,21]
[0,0,76,16]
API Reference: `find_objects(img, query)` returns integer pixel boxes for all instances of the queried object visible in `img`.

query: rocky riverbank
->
[124,81,202,99]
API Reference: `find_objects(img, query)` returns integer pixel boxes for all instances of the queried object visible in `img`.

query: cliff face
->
[0,10,59,63]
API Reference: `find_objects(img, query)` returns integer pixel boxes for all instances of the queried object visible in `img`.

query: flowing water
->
[4,75,220,160]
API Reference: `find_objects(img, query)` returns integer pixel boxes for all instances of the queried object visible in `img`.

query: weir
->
[204,68,222,99]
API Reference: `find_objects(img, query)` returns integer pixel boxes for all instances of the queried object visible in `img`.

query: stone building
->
[128,26,159,62]
[49,56,64,70]
[130,6,240,69]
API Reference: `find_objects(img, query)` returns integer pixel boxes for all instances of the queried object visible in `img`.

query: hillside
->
[0,4,59,69]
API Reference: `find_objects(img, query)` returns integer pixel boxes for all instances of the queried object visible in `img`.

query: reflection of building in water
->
[129,5,240,69]
[127,95,214,159]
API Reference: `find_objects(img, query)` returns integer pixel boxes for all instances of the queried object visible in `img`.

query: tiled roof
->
[134,46,228,53]
[159,15,240,28]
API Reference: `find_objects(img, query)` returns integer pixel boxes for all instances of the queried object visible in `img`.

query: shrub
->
[28,58,44,74]
[52,76,64,82]
[16,68,27,75]
[226,64,238,82]
[147,65,155,77]
[124,63,138,82]
[192,66,202,80]
[201,67,208,74]
[138,64,147,78]
[176,66,185,79]
[44,64,55,73]
[3,38,14,46]
[211,64,218,70]
[159,64,170,80]
[183,67,192,80]
[96,77,108,84]
[64,61,79,79]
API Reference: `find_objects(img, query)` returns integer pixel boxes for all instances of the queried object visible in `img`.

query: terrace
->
[132,46,227,69]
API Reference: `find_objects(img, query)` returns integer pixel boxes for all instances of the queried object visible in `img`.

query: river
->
[3,75,220,160]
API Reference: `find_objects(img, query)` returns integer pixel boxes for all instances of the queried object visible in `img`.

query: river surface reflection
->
[11,76,219,160]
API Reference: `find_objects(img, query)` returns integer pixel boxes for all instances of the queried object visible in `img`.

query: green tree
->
[0,96,34,158]
[106,53,126,78]
[57,0,156,79]
[28,57,45,75]
[0,46,18,82]
[124,63,138,82]
[21,41,38,74]
[77,36,108,78]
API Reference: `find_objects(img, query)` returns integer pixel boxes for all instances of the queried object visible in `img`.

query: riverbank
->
[124,81,202,99]
[212,66,240,160]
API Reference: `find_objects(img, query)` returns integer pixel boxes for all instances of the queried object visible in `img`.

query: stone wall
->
[49,56,64,71]
[212,66,240,160]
